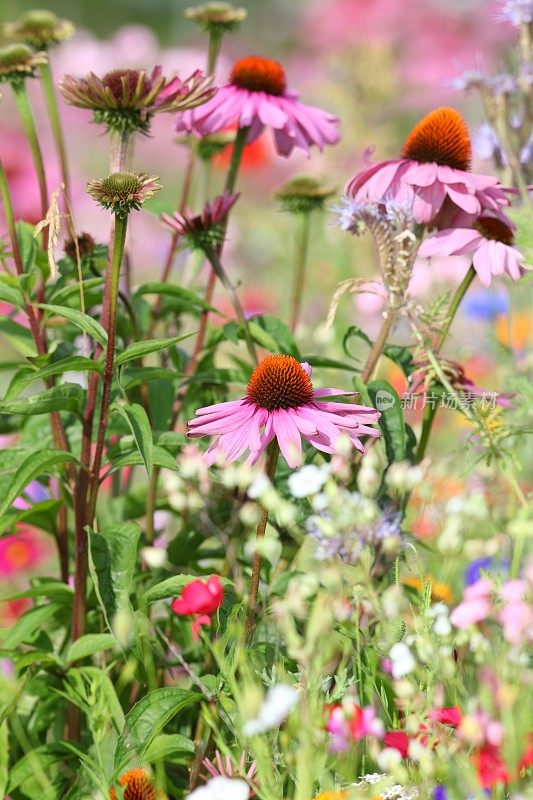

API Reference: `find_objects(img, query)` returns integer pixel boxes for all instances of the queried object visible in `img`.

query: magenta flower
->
[188,355,380,467]
[161,192,239,249]
[499,580,533,646]
[176,55,340,157]
[326,700,384,752]
[418,215,529,287]
[0,527,44,577]
[346,107,509,227]
[450,578,492,629]
[171,575,224,639]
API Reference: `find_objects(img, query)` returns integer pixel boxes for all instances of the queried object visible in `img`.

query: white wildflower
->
[243,684,298,736]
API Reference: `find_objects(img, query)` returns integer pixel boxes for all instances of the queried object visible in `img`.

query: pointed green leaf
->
[367,379,406,463]
[0,384,84,416]
[111,403,153,476]
[36,303,107,346]
[115,332,194,367]
[0,449,79,517]
[65,633,117,664]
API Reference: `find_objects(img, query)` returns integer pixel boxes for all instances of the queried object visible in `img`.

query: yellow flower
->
[402,575,454,604]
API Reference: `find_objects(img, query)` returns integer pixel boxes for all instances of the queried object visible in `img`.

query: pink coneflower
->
[202,751,258,797]
[346,107,509,227]
[161,192,239,249]
[176,55,340,157]
[418,215,528,287]
[187,355,380,467]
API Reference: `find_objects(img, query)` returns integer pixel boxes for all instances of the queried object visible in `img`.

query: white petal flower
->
[389,642,416,678]
[186,776,250,800]
[243,684,298,736]
[287,464,328,498]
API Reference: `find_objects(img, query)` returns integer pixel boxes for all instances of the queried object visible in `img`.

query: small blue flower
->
[463,290,509,321]
[464,557,510,586]
[433,786,447,800]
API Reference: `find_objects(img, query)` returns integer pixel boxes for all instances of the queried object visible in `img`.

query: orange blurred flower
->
[402,575,454,603]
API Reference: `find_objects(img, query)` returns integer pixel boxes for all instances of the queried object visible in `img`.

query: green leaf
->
[0,317,37,357]
[111,403,153,476]
[115,332,194,367]
[0,721,8,798]
[65,633,117,664]
[135,282,215,312]
[0,449,79,517]
[3,602,64,648]
[383,344,415,377]
[367,379,406,463]
[89,523,141,621]
[0,499,62,537]
[114,688,201,772]
[108,445,178,473]
[4,357,102,401]
[122,367,178,390]
[48,276,104,307]
[302,355,355,371]
[0,384,84,416]
[6,744,74,794]
[143,574,231,604]
[343,324,372,362]
[1,580,73,602]
[0,280,24,309]
[36,303,108,346]
[141,733,195,765]
[249,314,300,358]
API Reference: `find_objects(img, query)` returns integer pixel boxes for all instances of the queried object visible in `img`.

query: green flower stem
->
[361,309,396,384]
[207,30,223,75]
[205,245,258,364]
[11,81,49,247]
[109,129,131,173]
[39,60,70,201]
[71,213,129,650]
[415,266,476,463]
[245,440,280,637]
[0,157,72,579]
[224,125,249,195]
[290,212,312,332]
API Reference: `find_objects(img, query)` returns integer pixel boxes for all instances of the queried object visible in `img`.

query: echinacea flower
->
[176,55,340,157]
[171,575,224,638]
[60,66,214,134]
[109,768,157,800]
[495,0,533,25]
[418,214,529,287]
[0,528,44,577]
[161,192,239,250]
[202,751,258,797]
[346,107,509,227]
[187,355,381,467]
[0,43,47,85]
[3,10,74,49]
[87,172,160,217]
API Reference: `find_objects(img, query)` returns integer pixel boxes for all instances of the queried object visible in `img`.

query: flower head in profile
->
[176,55,340,157]
[202,751,257,796]
[60,66,214,134]
[346,107,509,227]
[87,172,160,218]
[184,2,248,34]
[188,355,380,467]
[275,175,336,214]
[0,43,47,85]
[495,0,533,26]
[418,214,529,287]
[171,575,224,638]
[3,10,75,49]
[162,192,239,250]
[109,768,157,800]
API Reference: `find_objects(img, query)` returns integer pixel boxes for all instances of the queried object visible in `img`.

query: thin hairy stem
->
[245,441,280,636]
[290,212,311,332]
[39,60,70,201]
[12,82,49,249]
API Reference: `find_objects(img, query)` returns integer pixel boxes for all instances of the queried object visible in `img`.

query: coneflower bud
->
[184,2,248,35]
[0,43,47,85]
[87,172,161,218]
[3,10,75,49]
[274,175,336,214]
[176,130,236,161]
[64,232,96,261]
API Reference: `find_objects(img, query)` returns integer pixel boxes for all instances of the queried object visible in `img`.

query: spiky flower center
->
[17,9,58,32]
[101,172,142,200]
[247,355,313,410]
[230,56,286,96]
[110,768,157,800]
[474,215,514,245]
[102,69,151,103]
[0,43,35,69]
[401,107,472,172]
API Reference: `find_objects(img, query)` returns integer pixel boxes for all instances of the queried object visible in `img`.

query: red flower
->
[473,743,509,789]
[384,731,410,758]
[171,576,224,639]
[428,706,463,727]
[519,734,533,772]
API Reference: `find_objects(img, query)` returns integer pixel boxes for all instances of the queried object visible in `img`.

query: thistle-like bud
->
[275,175,336,214]
[161,192,239,251]
[184,2,248,35]
[64,232,96,261]
[3,10,75,50]
[87,172,161,218]
[0,43,47,85]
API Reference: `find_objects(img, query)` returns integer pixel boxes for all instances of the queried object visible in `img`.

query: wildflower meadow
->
[0,1,532,799]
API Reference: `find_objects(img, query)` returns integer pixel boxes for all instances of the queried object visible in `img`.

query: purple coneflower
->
[188,354,380,467]
[162,192,239,249]
[176,55,340,157]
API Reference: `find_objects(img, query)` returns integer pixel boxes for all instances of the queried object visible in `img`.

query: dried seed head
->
[275,175,336,214]
[0,43,47,84]
[87,172,161,218]
[184,2,247,34]
[64,232,96,260]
